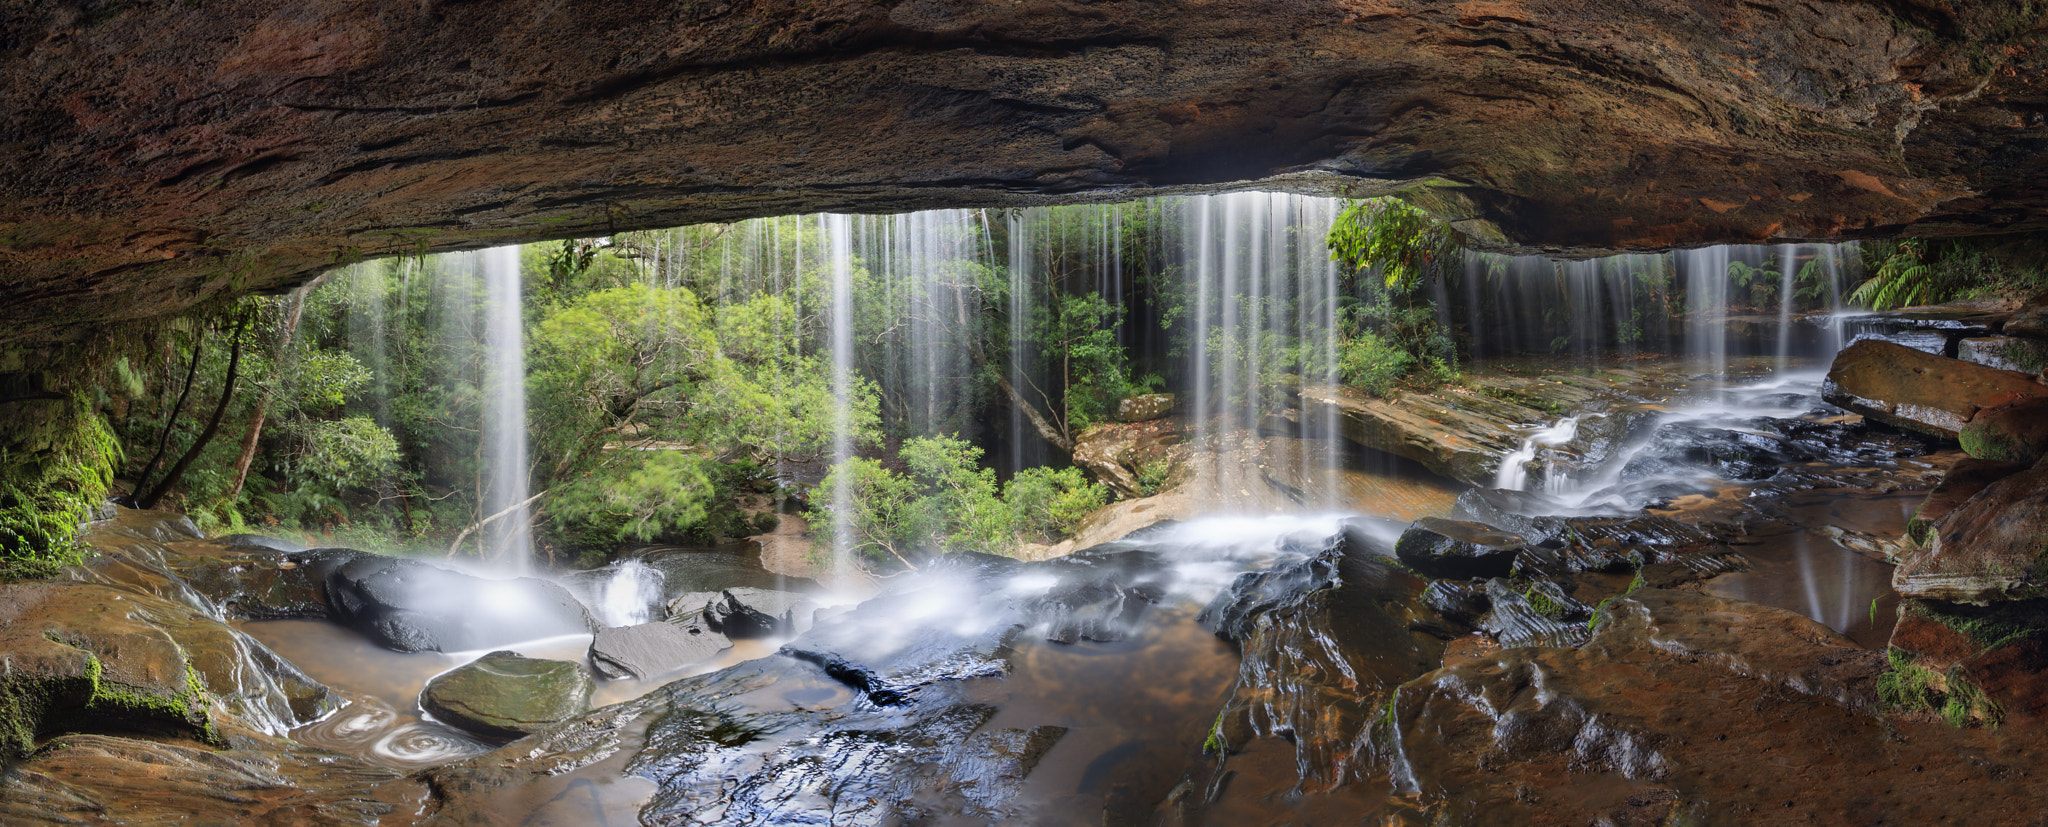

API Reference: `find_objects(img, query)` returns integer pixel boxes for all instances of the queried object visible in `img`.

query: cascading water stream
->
[1492,415,1591,492]
[482,246,532,574]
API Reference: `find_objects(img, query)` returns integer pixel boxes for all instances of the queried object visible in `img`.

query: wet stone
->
[1394,517,1532,580]
[668,587,817,639]
[216,533,307,553]
[325,555,595,653]
[1909,457,2030,545]
[1960,336,2048,374]
[1959,397,2048,465]
[1822,338,2048,440]
[1895,458,2048,603]
[589,620,732,681]
[1476,577,1593,649]
[421,651,594,739]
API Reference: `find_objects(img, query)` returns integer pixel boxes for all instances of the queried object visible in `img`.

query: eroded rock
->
[1909,457,2031,545]
[1894,458,2048,603]
[1393,517,1531,580]
[1960,336,2048,374]
[1960,397,2048,464]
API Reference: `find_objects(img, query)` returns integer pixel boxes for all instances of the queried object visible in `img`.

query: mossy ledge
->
[0,639,219,761]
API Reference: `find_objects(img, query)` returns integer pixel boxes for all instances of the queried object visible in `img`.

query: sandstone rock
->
[421,651,594,739]
[1959,397,2048,464]
[0,581,334,757]
[2006,293,2048,341]
[589,621,730,681]
[1386,590,1893,824]
[1296,384,1528,485]
[1909,458,2031,544]
[1959,336,2048,374]
[1069,418,1180,499]
[1821,339,2048,439]
[1894,459,2048,603]
[1475,577,1593,649]
[325,555,595,653]
[1113,393,1176,422]
[1393,517,1532,580]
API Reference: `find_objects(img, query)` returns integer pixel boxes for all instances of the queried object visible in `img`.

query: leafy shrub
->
[1339,332,1412,398]
[1006,466,1107,542]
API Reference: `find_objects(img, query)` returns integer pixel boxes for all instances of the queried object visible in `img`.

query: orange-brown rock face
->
[1,0,2045,343]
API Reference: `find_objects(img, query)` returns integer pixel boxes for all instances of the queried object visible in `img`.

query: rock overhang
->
[1,0,2045,345]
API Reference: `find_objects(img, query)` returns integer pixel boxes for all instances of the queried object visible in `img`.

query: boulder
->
[179,546,367,620]
[667,587,815,639]
[325,556,595,653]
[1393,517,1531,580]
[1908,458,2031,545]
[1296,384,1528,486]
[1821,339,2048,439]
[1474,577,1593,649]
[1959,336,2048,374]
[589,621,730,681]
[216,533,308,553]
[1959,397,2048,464]
[2006,293,2048,341]
[421,651,594,739]
[1113,393,1176,422]
[1894,459,2048,603]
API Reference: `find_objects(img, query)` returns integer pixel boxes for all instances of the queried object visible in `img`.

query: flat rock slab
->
[325,555,595,653]
[1394,517,1530,580]
[667,587,816,639]
[589,621,730,681]
[1960,336,2048,374]
[1821,339,2048,439]
[1895,458,2048,603]
[1909,457,2030,544]
[422,651,593,739]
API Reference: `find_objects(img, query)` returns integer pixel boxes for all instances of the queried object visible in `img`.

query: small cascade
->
[1493,414,1589,491]
[597,560,664,627]
[479,246,533,573]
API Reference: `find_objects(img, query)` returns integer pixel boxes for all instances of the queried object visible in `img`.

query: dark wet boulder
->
[667,587,816,639]
[1908,458,2030,545]
[1201,549,1344,642]
[1620,421,1797,481]
[1423,580,1490,626]
[1959,397,2048,465]
[1394,517,1532,580]
[179,546,367,620]
[1822,339,2048,440]
[1746,415,1937,462]
[589,620,731,681]
[325,556,595,653]
[1386,590,1898,824]
[1895,459,2048,603]
[421,651,594,740]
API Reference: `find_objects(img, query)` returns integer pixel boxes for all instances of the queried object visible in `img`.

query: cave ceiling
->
[1,0,2045,343]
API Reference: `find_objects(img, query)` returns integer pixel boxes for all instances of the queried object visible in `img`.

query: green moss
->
[0,396,121,580]
[0,649,217,760]
[1877,648,2000,729]
[1523,586,1567,620]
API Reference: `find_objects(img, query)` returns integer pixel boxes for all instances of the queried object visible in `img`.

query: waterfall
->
[598,559,664,627]
[1776,243,1799,361]
[1679,247,1731,396]
[826,214,855,578]
[1493,415,1589,491]
[482,245,532,573]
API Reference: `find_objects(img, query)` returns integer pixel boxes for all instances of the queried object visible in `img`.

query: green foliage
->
[284,416,401,493]
[0,399,120,578]
[1845,238,2035,311]
[1338,332,1412,398]
[548,451,715,545]
[1327,197,1462,291]
[1136,458,1173,496]
[1877,648,2001,729]
[1006,466,1107,542]
[811,435,1106,564]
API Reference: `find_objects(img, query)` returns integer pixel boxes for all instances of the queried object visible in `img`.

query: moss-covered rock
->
[421,651,593,740]
[1895,459,2048,603]
[1822,339,2048,440]
[1959,397,2048,465]
[0,394,120,579]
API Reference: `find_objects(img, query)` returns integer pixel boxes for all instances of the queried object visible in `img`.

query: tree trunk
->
[134,330,205,496]
[992,372,1073,455]
[139,314,250,510]
[222,280,319,506]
